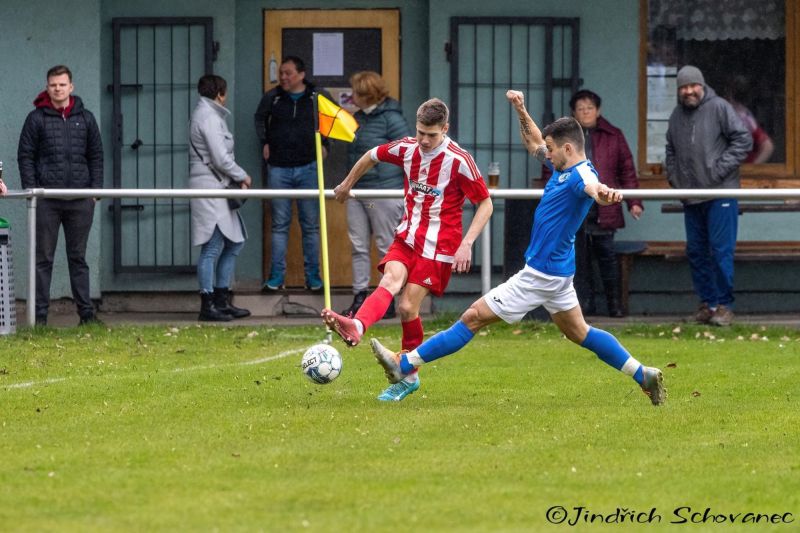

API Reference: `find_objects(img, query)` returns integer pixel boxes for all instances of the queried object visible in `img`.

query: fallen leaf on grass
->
[666,362,677,368]
[691,391,701,397]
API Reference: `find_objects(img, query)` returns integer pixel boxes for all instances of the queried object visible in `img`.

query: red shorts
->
[378,238,453,297]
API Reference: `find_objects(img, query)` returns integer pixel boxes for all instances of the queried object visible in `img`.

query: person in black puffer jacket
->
[17,65,104,326]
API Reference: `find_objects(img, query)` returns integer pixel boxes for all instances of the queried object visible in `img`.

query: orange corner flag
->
[318,94,359,142]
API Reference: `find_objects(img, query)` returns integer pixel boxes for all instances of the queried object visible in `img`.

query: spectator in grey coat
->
[665,65,751,327]
[341,71,411,319]
[189,74,252,321]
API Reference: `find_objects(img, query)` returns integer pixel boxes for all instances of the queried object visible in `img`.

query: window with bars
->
[111,17,214,273]
[449,17,581,188]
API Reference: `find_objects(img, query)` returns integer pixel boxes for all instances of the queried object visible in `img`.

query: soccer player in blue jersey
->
[371,90,666,405]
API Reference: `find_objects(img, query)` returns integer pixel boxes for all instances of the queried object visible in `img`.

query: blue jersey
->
[524,159,599,276]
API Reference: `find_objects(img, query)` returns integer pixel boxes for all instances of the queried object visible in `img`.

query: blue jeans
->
[198,226,245,293]
[267,162,320,282]
[683,199,738,308]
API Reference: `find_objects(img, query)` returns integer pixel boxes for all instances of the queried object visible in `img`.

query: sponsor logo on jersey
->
[410,180,442,197]
[422,277,433,285]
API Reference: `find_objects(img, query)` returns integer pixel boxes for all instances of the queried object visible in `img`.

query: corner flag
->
[317,94,359,142]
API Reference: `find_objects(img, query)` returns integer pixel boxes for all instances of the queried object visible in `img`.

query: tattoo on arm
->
[534,145,547,163]
[518,116,532,136]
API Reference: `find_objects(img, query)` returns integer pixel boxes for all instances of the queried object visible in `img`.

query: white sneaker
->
[370,338,407,383]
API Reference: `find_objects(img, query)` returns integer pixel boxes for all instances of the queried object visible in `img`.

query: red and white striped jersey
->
[371,136,490,263]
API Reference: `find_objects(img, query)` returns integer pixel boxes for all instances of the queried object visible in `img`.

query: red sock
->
[401,317,424,351]
[353,286,394,331]
[402,317,424,378]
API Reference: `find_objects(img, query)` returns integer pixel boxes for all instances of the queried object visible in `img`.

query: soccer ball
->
[301,344,342,384]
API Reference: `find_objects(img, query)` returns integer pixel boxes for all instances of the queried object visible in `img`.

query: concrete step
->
[28,290,433,318]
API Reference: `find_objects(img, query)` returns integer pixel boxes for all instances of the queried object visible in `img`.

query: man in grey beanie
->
[665,65,752,326]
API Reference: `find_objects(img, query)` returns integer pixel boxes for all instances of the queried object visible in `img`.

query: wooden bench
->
[616,240,800,315]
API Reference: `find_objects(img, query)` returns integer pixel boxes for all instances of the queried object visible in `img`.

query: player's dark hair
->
[569,89,602,111]
[47,65,72,82]
[197,74,227,99]
[416,98,449,127]
[542,117,585,152]
[282,55,306,73]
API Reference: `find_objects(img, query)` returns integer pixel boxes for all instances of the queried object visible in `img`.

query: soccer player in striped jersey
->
[370,90,666,406]
[322,98,493,402]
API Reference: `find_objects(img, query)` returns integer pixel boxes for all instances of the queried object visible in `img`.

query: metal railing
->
[3,187,800,327]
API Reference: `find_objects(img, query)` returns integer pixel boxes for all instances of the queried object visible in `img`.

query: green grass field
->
[2,319,798,532]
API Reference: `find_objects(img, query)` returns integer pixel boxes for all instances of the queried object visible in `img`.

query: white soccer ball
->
[301,343,342,384]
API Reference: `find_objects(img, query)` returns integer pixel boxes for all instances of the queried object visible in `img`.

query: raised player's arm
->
[452,196,494,273]
[507,90,546,159]
[584,180,623,206]
[333,150,378,203]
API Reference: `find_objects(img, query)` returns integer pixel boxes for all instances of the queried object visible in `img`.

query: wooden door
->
[262,9,401,288]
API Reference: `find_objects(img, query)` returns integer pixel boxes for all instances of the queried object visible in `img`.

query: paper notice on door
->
[313,33,344,76]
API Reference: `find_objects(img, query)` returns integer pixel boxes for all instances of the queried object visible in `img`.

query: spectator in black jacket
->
[18,65,103,326]
[254,56,332,292]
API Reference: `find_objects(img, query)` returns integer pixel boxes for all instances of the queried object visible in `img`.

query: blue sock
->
[413,320,475,365]
[581,327,643,384]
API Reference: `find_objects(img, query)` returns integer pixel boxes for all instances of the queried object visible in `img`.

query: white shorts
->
[483,265,578,324]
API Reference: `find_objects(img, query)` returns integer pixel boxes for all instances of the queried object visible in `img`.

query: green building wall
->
[0,0,797,313]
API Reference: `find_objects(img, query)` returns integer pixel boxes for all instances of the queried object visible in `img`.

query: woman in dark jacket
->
[542,90,643,316]
[340,71,411,318]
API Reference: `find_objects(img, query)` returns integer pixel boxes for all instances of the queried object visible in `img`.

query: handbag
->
[189,137,246,210]
[225,181,246,210]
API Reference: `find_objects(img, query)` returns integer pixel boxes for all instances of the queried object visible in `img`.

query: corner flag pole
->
[314,130,332,314]
[312,93,333,344]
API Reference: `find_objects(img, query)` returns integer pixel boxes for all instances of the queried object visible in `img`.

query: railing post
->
[481,220,491,295]
[26,194,37,327]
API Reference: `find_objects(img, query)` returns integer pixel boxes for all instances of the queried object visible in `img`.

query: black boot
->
[581,293,597,316]
[213,287,251,319]
[199,292,233,322]
[341,290,368,317]
[603,281,624,318]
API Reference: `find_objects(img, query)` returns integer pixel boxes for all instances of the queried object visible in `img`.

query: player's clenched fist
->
[506,90,525,108]
[597,184,623,204]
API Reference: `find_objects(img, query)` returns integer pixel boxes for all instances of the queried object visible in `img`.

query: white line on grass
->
[5,377,67,389]
[1,348,305,391]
